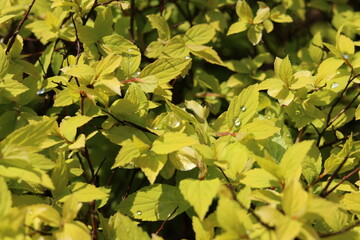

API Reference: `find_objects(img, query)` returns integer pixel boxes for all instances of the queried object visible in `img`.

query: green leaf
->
[216,197,252,237]
[61,64,95,85]
[238,119,280,140]
[282,179,308,218]
[59,182,109,203]
[53,84,80,107]
[139,58,191,84]
[133,153,167,184]
[62,195,82,223]
[356,104,360,120]
[179,178,221,220]
[184,24,216,45]
[236,0,253,21]
[0,177,11,217]
[314,57,344,86]
[169,146,198,171]
[226,84,259,130]
[59,115,92,142]
[113,137,150,168]
[192,216,214,240]
[0,78,29,98]
[109,212,151,240]
[0,46,9,78]
[117,184,190,221]
[240,168,279,188]
[227,20,249,35]
[147,14,171,41]
[55,222,91,240]
[278,141,313,182]
[152,132,198,155]
[341,192,360,215]
[160,36,189,58]
[188,45,224,65]
[247,24,263,45]
[270,6,293,23]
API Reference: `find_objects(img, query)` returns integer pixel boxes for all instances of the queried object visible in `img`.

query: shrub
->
[0,0,360,239]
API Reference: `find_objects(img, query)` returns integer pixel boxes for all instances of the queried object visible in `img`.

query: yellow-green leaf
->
[179,178,221,220]
[147,14,171,41]
[184,24,216,45]
[152,132,198,155]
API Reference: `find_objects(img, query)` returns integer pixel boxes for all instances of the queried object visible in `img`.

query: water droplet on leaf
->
[342,54,349,59]
[331,82,339,89]
[233,118,241,127]
[136,210,142,215]
[241,106,246,112]
[128,48,133,52]
[185,56,191,60]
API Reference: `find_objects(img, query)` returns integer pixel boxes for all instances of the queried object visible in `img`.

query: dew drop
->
[233,118,241,127]
[241,106,246,112]
[267,116,271,120]
[342,54,349,59]
[128,48,133,53]
[136,210,142,215]
[286,134,290,137]
[185,56,191,60]
[36,87,46,95]
[331,82,339,89]
[153,126,159,130]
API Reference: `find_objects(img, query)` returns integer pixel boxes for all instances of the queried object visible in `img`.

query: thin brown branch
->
[129,0,135,42]
[322,165,360,197]
[83,0,98,25]
[320,154,349,197]
[5,0,36,54]
[154,206,179,236]
[295,127,305,143]
[319,220,360,238]
[320,131,360,149]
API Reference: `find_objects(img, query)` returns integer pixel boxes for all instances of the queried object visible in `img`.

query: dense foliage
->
[0,0,360,239]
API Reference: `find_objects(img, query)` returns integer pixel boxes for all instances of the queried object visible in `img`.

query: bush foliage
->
[1,0,360,239]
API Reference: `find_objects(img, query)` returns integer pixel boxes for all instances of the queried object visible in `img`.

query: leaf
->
[277,56,293,85]
[133,153,167,184]
[152,132,198,155]
[184,24,216,45]
[0,46,9,78]
[192,216,214,240]
[226,84,259,130]
[0,177,11,217]
[61,64,95,84]
[59,182,109,203]
[169,146,198,171]
[113,137,150,168]
[356,104,360,120]
[59,115,92,141]
[62,195,82,223]
[247,24,263,45]
[227,20,249,35]
[216,197,252,237]
[239,119,280,139]
[179,178,221,220]
[240,168,279,188]
[55,222,91,240]
[53,85,80,107]
[282,179,308,218]
[0,78,29,98]
[26,204,62,227]
[278,141,313,182]
[188,45,224,65]
[160,36,189,58]
[270,6,293,23]
[139,58,191,84]
[147,14,171,41]
[109,212,151,240]
[314,57,344,86]
[236,0,253,21]
[117,184,190,221]
[341,192,360,214]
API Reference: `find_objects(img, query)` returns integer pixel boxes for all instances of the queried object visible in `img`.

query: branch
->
[320,131,360,149]
[129,0,135,42]
[5,0,36,54]
[316,72,360,147]
[320,154,349,197]
[154,207,179,236]
[319,220,360,238]
[83,0,98,25]
[322,165,360,197]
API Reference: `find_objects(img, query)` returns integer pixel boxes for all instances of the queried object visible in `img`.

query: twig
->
[76,152,90,182]
[129,0,135,42]
[219,167,274,231]
[83,0,98,25]
[322,165,360,197]
[5,0,36,54]
[121,169,138,200]
[71,13,82,64]
[320,131,360,149]
[89,201,98,240]
[295,127,305,143]
[154,206,179,236]
[316,72,360,147]
[320,154,349,197]
[90,157,107,184]
[319,220,360,238]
